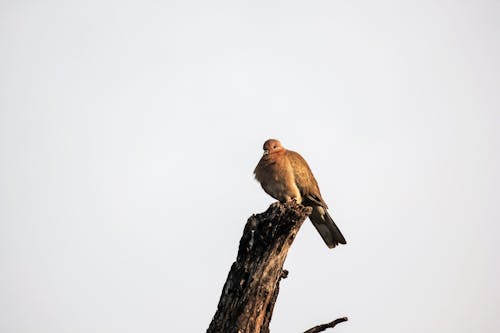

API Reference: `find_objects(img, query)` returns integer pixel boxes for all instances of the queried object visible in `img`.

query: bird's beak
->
[263,149,269,155]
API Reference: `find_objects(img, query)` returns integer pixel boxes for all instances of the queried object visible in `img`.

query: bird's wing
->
[286,150,327,208]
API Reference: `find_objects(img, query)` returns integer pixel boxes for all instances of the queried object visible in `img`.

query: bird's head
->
[262,139,284,155]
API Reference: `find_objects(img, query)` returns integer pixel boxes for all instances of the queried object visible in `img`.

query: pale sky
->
[1,1,499,332]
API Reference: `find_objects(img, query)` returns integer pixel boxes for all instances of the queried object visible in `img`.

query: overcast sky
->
[1,1,499,332]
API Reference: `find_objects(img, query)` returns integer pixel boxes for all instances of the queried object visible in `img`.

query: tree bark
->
[207,200,312,333]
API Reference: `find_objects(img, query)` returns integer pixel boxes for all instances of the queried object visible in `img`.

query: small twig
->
[303,317,348,333]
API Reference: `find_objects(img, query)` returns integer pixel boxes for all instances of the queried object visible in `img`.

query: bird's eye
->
[273,145,277,149]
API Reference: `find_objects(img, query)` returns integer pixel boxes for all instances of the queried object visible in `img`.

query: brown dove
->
[254,139,346,249]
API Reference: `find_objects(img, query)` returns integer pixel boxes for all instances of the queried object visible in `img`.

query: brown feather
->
[254,139,346,249]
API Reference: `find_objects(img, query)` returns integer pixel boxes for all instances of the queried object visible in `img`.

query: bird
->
[254,139,346,249]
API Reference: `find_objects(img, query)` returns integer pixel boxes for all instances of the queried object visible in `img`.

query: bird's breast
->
[254,154,301,202]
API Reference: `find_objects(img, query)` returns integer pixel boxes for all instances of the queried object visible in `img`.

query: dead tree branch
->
[303,317,348,333]
[207,201,311,333]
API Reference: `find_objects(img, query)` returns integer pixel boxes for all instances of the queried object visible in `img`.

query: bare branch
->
[303,317,348,333]
[207,201,311,333]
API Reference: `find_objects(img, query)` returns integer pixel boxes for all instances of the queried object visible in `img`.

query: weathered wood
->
[207,201,312,333]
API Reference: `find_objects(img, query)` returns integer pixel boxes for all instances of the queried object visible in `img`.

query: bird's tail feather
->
[309,206,346,249]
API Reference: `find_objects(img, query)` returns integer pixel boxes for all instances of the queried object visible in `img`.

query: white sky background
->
[1,1,499,332]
